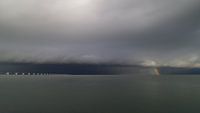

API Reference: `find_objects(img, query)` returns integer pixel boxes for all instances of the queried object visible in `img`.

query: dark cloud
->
[0,0,200,66]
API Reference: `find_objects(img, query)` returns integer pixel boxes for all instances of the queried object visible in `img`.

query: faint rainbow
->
[154,68,160,76]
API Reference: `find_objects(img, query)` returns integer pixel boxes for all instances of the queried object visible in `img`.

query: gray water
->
[0,74,200,113]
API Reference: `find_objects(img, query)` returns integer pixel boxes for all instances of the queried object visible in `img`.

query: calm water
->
[0,74,200,113]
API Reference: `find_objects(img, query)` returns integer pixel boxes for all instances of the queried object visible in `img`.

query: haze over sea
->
[0,74,200,113]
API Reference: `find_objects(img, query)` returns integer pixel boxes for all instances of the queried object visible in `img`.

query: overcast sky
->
[0,0,200,67]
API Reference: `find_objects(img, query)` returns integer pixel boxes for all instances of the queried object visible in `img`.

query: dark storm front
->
[0,63,152,75]
[0,75,200,113]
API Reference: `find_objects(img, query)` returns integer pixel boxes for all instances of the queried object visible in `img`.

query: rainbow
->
[154,68,160,76]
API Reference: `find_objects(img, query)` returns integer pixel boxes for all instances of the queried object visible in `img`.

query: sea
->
[0,74,200,113]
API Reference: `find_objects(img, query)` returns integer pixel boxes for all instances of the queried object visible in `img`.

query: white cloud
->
[141,60,157,66]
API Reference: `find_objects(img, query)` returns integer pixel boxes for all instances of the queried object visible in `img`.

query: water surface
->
[0,74,200,113]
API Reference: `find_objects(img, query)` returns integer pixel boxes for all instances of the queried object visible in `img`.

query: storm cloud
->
[0,0,200,67]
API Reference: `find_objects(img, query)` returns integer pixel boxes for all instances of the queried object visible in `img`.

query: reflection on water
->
[0,74,200,113]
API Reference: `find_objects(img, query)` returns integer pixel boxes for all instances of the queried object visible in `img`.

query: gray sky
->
[0,0,200,67]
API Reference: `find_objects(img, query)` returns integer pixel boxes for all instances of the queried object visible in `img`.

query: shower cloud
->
[0,0,200,67]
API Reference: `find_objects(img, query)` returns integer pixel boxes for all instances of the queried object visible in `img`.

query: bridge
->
[2,72,49,75]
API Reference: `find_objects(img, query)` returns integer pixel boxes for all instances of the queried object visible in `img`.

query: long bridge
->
[1,72,49,76]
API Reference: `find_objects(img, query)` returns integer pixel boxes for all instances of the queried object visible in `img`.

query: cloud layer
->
[0,0,200,66]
